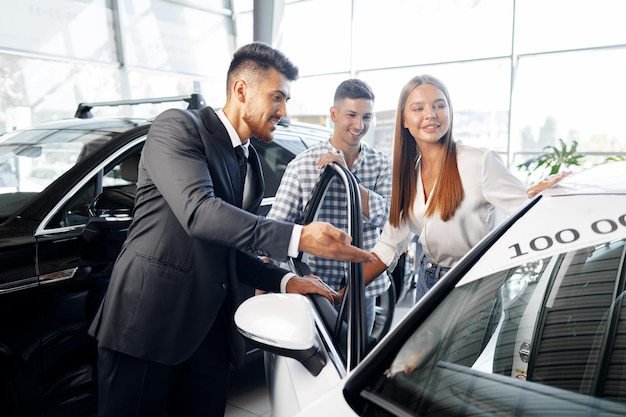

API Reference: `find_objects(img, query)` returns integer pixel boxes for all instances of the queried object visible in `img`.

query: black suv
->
[0,94,412,416]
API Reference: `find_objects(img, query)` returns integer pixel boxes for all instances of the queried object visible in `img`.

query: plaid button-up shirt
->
[268,140,392,298]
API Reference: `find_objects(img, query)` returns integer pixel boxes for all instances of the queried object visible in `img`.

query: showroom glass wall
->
[1,0,625,181]
[0,0,234,129]
[237,0,626,181]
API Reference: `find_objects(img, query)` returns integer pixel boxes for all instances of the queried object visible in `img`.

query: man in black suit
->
[89,42,375,416]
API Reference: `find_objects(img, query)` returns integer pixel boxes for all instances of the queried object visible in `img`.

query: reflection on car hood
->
[544,161,626,196]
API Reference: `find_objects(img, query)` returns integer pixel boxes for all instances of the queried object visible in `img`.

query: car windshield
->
[366,194,626,416]
[0,120,144,219]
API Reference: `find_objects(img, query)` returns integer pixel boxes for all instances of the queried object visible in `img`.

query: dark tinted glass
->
[367,239,626,416]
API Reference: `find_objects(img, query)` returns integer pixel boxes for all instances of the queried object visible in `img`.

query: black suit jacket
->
[89,106,295,367]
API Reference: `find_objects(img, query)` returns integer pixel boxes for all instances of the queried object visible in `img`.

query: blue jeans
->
[415,253,451,302]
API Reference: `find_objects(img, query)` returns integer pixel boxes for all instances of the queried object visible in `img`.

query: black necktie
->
[235,145,247,196]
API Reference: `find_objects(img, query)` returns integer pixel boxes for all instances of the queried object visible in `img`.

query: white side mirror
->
[235,293,326,376]
[235,293,315,350]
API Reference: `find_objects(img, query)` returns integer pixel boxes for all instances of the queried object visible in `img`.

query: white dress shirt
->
[373,143,529,269]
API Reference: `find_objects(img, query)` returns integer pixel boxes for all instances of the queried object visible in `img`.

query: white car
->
[236,161,626,416]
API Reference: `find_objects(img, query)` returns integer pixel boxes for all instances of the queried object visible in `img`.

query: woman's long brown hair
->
[389,75,464,227]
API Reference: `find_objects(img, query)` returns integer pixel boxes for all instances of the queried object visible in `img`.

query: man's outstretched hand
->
[285,274,337,303]
[299,222,376,264]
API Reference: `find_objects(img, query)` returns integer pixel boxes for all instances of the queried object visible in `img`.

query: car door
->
[0,219,41,416]
[236,163,373,417]
[33,134,145,415]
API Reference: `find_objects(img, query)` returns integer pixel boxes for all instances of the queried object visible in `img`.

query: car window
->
[252,129,328,216]
[45,151,140,229]
[0,129,121,218]
[365,238,626,416]
[253,138,300,200]
[0,141,81,216]
[46,177,98,228]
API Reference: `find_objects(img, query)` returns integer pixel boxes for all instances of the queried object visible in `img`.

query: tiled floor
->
[226,355,270,417]
[225,288,418,416]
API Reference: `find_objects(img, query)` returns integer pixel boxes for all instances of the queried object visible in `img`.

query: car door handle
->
[39,267,78,283]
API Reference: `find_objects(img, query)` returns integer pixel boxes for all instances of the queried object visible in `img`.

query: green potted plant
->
[517,138,585,182]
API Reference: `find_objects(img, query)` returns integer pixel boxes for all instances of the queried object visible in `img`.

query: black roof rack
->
[74,92,206,119]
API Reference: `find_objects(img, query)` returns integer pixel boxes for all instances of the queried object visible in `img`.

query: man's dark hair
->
[334,79,375,104]
[227,42,299,90]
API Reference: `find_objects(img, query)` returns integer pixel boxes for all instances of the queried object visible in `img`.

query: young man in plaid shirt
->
[268,79,392,333]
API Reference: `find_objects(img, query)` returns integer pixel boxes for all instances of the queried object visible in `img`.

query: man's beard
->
[243,112,275,143]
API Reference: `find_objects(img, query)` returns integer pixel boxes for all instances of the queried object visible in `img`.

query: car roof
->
[17,117,150,131]
[544,161,626,196]
[0,119,150,147]
[278,119,331,135]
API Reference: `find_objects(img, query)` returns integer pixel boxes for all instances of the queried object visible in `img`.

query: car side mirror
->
[81,192,133,261]
[235,293,327,376]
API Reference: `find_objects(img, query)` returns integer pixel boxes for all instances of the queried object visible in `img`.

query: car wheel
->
[371,279,396,341]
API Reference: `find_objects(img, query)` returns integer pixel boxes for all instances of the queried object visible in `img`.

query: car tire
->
[371,279,396,341]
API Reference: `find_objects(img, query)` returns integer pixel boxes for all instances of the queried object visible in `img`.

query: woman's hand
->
[527,170,572,198]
